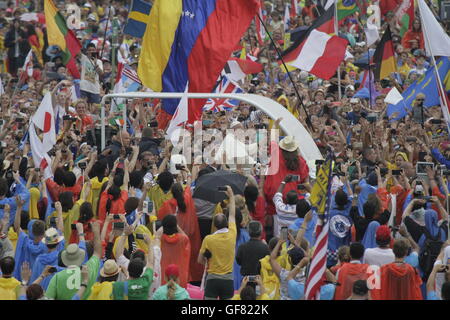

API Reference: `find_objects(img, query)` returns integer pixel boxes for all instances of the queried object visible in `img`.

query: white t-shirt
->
[363,247,395,267]
[80,54,103,94]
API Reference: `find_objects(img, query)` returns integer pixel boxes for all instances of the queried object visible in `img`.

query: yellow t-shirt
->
[231,293,270,300]
[200,222,237,275]
[148,185,173,214]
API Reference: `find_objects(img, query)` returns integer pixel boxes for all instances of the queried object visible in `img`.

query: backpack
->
[418,225,445,281]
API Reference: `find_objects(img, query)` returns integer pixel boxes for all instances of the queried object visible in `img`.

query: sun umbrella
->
[193,170,248,203]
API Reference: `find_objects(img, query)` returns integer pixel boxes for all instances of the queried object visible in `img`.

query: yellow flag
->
[309,158,333,214]
[137,0,183,91]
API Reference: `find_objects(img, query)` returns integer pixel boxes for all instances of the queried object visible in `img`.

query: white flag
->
[384,87,404,105]
[418,0,450,57]
[365,14,380,47]
[166,82,189,145]
[31,92,56,151]
[29,122,53,179]
[23,50,33,77]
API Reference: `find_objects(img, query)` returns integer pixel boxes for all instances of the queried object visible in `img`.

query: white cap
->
[346,85,355,91]
[350,98,360,104]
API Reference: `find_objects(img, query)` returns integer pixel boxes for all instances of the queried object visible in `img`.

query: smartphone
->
[48,267,58,274]
[113,214,121,220]
[298,184,306,190]
[291,175,300,182]
[406,136,417,143]
[392,169,402,176]
[416,162,435,175]
[135,233,145,240]
[217,186,228,191]
[175,164,184,170]
[418,152,427,162]
[78,162,87,170]
[380,168,389,176]
[49,217,57,227]
[248,275,257,282]
[315,160,324,166]
[431,119,442,124]
[71,223,77,230]
[280,227,288,241]
[148,200,153,213]
[148,121,158,128]
[113,222,124,230]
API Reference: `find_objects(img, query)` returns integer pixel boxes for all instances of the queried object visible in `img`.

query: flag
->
[379,0,402,16]
[418,0,450,58]
[365,14,379,47]
[137,0,259,124]
[387,57,450,121]
[305,156,333,300]
[337,0,359,21]
[112,64,142,111]
[31,92,56,149]
[354,69,380,106]
[284,3,290,32]
[256,1,267,45]
[372,26,396,81]
[395,0,414,37]
[123,0,152,38]
[290,0,299,18]
[280,4,348,80]
[203,76,243,113]
[23,50,33,77]
[0,77,4,95]
[166,83,189,145]
[222,58,263,82]
[44,0,81,78]
[29,122,53,180]
[384,87,404,105]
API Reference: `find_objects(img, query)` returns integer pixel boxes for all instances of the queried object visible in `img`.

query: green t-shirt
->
[45,255,101,300]
[114,268,153,300]
[151,283,190,300]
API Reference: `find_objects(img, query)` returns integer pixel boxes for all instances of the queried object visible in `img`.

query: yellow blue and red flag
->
[137,0,259,123]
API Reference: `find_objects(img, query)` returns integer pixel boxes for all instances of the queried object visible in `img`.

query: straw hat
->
[279,136,299,152]
[61,244,86,267]
[41,228,64,245]
[100,259,119,278]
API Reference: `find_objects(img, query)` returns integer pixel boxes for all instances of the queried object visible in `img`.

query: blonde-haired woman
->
[152,264,190,300]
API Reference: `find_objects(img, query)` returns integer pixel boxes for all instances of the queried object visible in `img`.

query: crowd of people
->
[0,0,448,301]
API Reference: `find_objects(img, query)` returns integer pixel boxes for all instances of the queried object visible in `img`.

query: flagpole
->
[368,63,373,108]
[334,0,342,101]
[256,14,314,132]
[99,3,113,61]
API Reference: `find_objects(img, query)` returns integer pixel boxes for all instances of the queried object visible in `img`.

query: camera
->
[135,234,145,240]
[175,164,185,170]
[78,162,87,170]
[297,184,306,190]
[113,222,125,230]
[392,169,403,176]
[148,121,158,128]
[63,115,76,122]
[248,275,257,282]
[217,186,228,191]
[291,175,300,182]
[113,214,121,219]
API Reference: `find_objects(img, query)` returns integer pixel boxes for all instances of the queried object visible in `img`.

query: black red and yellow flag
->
[373,26,397,81]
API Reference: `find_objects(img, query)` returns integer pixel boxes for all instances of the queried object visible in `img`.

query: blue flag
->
[123,0,152,38]
[387,57,450,121]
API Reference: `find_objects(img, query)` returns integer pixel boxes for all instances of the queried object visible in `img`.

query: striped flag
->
[203,76,243,112]
[372,26,396,81]
[256,1,267,45]
[44,0,81,78]
[305,155,334,300]
[280,4,348,80]
[290,0,299,18]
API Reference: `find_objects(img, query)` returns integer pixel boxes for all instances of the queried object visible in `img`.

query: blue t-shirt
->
[427,291,439,300]
[287,280,335,300]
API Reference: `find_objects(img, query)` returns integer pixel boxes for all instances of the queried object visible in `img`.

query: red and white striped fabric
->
[304,216,329,300]
[122,66,142,85]
[290,29,347,80]
[256,0,267,45]
[290,0,299,18]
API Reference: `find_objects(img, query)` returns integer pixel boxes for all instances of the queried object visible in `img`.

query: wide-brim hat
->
[61,244,86,267]
[100,259,119,278]
[42,227,64,245]
[279,136,299,152]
